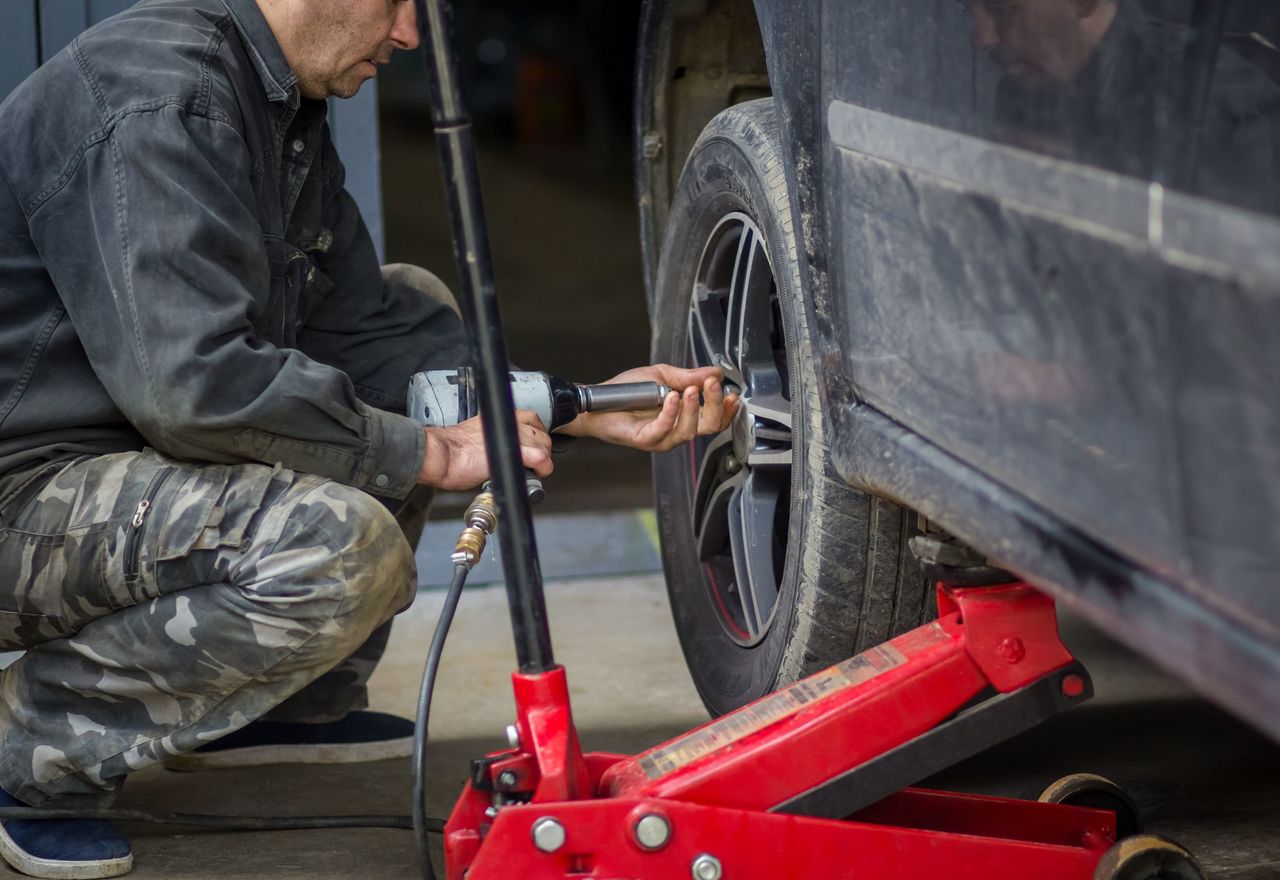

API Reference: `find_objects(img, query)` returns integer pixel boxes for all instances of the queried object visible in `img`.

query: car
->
[634,0,1280,739]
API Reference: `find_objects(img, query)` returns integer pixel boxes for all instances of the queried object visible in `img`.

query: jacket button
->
[374,474,390,488]
[291,138,306,154]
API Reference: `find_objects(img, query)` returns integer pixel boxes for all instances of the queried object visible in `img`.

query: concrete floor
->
[19,573,1273,880]
[63,576,706,880]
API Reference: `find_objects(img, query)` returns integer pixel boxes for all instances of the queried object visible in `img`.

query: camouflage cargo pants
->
[0,263,458,806]
[0,449,420,806]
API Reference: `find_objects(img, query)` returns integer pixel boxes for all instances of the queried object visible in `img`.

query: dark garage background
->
[377,0,653,512]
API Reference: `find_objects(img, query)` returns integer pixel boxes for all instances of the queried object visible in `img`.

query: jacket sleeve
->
[25,105,424,498]
[295,130,472,414]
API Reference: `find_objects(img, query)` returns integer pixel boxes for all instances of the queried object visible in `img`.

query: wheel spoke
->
[689,284,729,369]
[696,469,745,562]
[728,471,782,638]
[745,390,793,431]
[733,237,778,385]
[724,225,754,368]
[744,388,792,469]
[692,429,735,533]
[747,447,791,470]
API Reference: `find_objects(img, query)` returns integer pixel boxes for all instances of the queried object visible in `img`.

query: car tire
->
[650,98,933,716]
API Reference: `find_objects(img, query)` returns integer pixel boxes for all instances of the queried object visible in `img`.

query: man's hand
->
[418,410,553,490]
[559,364,739,452]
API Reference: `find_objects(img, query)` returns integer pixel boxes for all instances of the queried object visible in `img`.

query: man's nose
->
[970,7,1000,51]
[391,1,420,51]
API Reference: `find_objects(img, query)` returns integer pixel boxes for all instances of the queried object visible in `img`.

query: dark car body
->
[635,0,1280,739]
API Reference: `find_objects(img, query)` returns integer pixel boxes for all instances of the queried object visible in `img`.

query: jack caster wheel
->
[1092,835,1206,880]
[1040,772,1142,839]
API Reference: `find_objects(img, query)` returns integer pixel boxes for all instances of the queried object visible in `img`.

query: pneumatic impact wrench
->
[409,368,671,503]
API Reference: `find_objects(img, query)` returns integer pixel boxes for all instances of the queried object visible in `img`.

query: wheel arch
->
[634,0,774,316]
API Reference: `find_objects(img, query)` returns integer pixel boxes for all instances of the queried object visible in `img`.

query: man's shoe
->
[0,789,132,880]
[164,710,415,771]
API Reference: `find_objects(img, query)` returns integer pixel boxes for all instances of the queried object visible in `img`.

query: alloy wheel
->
[686,213,794,646]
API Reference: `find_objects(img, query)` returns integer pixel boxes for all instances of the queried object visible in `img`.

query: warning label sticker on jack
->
[638,642,909,780]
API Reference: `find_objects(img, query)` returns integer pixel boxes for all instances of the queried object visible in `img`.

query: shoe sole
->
[0,822,132,880]
[162,734,414,771]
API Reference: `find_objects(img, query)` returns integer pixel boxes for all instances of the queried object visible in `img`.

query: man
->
[0,1,734,876]
[965,0,1280,214]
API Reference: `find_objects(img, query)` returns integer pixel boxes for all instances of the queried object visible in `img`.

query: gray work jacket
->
[0,0,467,499]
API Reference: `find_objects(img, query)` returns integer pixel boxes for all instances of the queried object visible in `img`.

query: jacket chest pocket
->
[262,236,335,347]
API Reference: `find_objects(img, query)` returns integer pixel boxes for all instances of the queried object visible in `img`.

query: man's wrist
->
[556,413,590,438]
[418,428,448,486]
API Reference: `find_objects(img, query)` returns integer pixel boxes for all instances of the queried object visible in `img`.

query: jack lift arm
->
[409,2,1204,879]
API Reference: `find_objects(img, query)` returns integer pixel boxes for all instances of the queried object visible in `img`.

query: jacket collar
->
[221,0,298,103]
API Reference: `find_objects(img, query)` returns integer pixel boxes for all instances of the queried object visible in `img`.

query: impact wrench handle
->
[410,368,670,431]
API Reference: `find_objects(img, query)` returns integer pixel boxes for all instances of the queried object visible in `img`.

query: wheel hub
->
[730,405,754,465]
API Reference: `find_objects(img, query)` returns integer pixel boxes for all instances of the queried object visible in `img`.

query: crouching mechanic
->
[0,0,737,876]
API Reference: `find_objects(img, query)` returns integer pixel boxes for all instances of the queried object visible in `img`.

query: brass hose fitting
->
[465,490,499,534]
[452,489,498,568]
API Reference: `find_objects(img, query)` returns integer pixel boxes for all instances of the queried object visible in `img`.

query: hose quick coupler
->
[452,490,498,568]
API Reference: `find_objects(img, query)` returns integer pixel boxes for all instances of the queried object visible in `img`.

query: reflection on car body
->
[969,0,1280,215]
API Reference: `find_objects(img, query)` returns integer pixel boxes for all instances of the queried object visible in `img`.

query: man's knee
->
[242,477,416,628]
[381,263,460,317]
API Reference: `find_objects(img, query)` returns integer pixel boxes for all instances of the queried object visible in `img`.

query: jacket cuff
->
[356,409,424,499]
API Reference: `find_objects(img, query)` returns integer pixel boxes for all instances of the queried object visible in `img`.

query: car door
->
[823,0,1280,628]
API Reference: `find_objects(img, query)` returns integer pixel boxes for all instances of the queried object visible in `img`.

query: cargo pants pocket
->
[152,463,286,563]
[120,462,293,609]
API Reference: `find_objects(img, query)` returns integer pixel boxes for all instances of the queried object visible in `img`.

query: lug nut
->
[692,853,722,880]
[633,813,672,850]
[498,770,518,789]
[532,817,566,853]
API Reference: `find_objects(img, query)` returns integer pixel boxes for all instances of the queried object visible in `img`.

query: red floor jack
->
[441,581,1201,880]
[410,3,1202,879]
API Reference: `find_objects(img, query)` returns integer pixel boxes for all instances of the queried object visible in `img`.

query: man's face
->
[273,0,419,100]
[967,0,1093,89]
